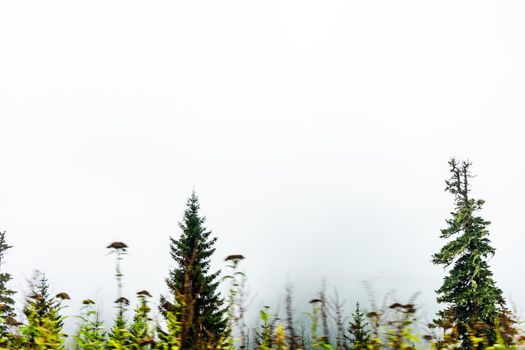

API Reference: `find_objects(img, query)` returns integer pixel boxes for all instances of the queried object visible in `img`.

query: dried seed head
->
[309,298,322,304]
[225,254,245,261]
[137,290,152,297]
[107,241,128,250]
[56,292,70,300]
[82,299,95,305]
[115,297,130,305]
[30,293,44,301]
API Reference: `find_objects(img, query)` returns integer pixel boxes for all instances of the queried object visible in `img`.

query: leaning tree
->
[432,159,516,348]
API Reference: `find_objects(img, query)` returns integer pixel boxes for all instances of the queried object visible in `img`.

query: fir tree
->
[432,159,515,348]
[0,231,17,340]
[346,302,370,350]
[161,191,227,349]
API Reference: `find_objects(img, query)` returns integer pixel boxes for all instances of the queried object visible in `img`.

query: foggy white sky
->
[1,0,525,329]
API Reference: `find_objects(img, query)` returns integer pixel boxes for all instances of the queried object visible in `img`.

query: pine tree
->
[161,191,227,349]
[0,231,17,341]
[346,302,370,350]
[432,159,515,348]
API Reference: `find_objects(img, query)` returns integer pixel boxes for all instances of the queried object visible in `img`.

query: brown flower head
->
[389,303,403,309]
[56,292,71,300]
[29,293,44,301]
[115,297,130,305]
[225,254,245,262]
[137,290,152,298]
[107,241,128,250]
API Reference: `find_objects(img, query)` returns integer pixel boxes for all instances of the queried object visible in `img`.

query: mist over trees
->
[0,159,521,349]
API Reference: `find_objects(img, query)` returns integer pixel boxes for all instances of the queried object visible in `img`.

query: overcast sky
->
[1,0,525,330]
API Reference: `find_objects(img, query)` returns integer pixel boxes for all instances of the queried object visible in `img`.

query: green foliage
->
[306,299,332,350]
[156,310,182,350]
[0,231,17,344]
[346,303,370,350]
[384,302,418,350]
[19,272,67,350]
[107,297,132,349]
[73,300,106,350]
[223,255,248,349]
[432,159,516,348]
[128,291,155,349]
[161,191,227,349]
[255,306,274,349]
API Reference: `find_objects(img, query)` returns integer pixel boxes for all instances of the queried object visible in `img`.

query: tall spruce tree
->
[432,159,515,348]
[161,191,227,349]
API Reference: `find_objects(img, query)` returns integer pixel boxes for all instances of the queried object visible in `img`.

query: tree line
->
[0,159,521,349]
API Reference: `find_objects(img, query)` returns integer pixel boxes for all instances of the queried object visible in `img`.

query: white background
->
[1,0,524,331]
